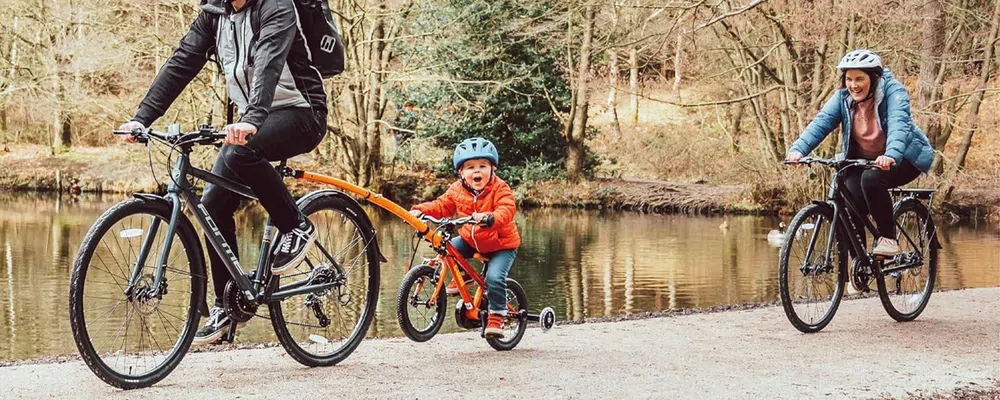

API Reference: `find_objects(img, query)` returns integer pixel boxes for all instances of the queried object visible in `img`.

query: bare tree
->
[942,0,999,199]
[564,1,595,182]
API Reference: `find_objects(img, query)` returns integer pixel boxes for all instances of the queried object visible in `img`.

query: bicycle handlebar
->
[784,157,879,170]
[419,214,494,228]
[113,125,226,146]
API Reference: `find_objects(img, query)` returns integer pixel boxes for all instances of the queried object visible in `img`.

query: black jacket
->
[132,0,327,129]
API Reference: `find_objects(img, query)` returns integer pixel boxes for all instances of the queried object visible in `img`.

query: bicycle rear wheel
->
[269,194,380,367]
[876,200,937,321]
[778,203,847,333]
[69,198,205,389]
[486,279,528,351]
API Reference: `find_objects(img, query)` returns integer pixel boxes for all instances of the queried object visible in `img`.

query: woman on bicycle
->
[117,0,328,344]
[408,137,521,338]
[786,50,934,257]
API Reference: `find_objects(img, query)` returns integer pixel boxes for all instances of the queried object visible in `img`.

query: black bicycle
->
[778,157,939,333]
[69,126,381,389]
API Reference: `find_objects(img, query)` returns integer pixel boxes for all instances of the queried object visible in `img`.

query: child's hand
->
[472,212,494,227]
[409,210,423,218]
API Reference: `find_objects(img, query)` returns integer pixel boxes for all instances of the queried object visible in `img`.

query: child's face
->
[460,159,494,191]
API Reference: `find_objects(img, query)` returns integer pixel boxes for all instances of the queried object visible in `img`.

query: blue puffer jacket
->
[789,68,935,173]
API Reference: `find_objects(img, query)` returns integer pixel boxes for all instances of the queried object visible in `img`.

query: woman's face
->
[845,69,872,102]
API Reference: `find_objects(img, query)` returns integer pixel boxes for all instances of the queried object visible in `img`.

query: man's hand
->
[117,121,146,143]
[223,122,258,146]
[409,210,423,218]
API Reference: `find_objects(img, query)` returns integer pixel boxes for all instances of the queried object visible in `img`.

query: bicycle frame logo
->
[197,203,242,269]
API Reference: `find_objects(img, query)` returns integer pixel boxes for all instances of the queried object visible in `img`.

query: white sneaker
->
[873,237,900,257]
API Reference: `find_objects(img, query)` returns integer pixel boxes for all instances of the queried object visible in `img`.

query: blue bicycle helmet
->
[453,137,499,170]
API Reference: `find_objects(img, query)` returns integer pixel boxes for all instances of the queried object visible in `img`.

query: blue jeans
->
[450,237,517,315]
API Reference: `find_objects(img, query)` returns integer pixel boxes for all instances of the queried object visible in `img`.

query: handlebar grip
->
[480,215,495,227]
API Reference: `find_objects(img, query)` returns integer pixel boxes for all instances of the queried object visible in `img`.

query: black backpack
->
[290,0,345,78]
[249,0,345,78]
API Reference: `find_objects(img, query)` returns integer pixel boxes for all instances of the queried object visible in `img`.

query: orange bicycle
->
[393,215,556,350]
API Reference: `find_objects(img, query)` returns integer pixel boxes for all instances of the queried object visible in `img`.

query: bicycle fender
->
[131,192,212,317]
[296,189,388,263]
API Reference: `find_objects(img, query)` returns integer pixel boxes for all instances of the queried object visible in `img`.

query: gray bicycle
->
[69,126,382,389]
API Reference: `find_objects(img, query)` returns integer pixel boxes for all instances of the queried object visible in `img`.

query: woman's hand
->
[117,121,145,143]
[874,155,895,171]
[408,210,423,218]
[785,151,804,163]
[223,122,258,146]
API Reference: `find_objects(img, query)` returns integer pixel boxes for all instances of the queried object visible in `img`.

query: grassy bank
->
[2,143,997,224]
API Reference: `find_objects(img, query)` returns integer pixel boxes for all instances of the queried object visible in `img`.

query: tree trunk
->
[917,0,946,150]
[628,47,639,126]
[607,49,621,138]
[943,1,1000,199]
[930,86,959,175]
[566,3,594,182]
[671,32,683,98]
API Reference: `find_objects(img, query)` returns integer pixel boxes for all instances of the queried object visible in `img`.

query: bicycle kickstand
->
[222,320,239,344]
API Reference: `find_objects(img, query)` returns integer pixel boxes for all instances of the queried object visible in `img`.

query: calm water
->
[1,192,997,360]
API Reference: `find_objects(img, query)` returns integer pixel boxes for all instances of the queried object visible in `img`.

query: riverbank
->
[1,287,997,399]
[1,144,997,223]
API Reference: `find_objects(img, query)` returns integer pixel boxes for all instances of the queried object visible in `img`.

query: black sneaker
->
[193,306,245,346]
[271,218,317,275]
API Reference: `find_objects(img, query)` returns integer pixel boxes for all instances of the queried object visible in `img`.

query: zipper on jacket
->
[470,193,481,252]
[230,19,251,104]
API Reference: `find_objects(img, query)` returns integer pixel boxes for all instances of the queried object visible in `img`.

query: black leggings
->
[842,159,921,241]
[202,107,326,306]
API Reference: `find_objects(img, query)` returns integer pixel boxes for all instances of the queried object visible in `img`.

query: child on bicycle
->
[408,137,520,338]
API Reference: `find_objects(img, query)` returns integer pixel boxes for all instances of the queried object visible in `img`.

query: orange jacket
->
[412,176,520,253]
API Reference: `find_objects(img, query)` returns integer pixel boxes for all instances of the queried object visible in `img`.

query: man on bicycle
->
[117,0,328,345]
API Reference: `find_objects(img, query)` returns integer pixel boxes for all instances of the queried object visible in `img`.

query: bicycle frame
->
[122,150,353,304]
[815,164,931,274]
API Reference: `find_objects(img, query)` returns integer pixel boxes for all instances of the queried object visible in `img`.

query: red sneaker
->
[484,314,504,338]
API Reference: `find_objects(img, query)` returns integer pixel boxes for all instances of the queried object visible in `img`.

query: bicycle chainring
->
[851,259,872,293]
[223,279,259,323]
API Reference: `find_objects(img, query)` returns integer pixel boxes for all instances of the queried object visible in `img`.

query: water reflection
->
[0,192,997,361]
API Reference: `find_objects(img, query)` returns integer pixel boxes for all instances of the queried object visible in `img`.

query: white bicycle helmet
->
[836,50,883,70]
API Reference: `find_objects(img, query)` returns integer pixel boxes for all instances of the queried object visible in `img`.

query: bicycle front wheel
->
[69,198,206,389]
[778,203,847,333]
[269,194,380,367]
[876,199,938,321]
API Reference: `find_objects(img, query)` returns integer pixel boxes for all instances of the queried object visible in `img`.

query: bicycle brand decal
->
[197,204,241,268]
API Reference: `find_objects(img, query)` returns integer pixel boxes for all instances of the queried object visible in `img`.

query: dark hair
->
[840,68,882,101]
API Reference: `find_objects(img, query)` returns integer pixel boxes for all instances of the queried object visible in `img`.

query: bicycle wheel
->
[486,278,528,351]
[778,203,847,333]
[876,200,938,322]
[69,198,206,389]
[269,194,379,367]
[396,265,447,342]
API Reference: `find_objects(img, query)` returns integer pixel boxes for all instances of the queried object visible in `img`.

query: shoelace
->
[278,226,310,254]
[207,308,225,325]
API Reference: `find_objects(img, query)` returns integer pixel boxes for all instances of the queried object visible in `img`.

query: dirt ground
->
[1,287,997,399]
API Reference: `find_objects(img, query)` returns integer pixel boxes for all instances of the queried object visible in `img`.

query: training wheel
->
[539,307,555,332]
